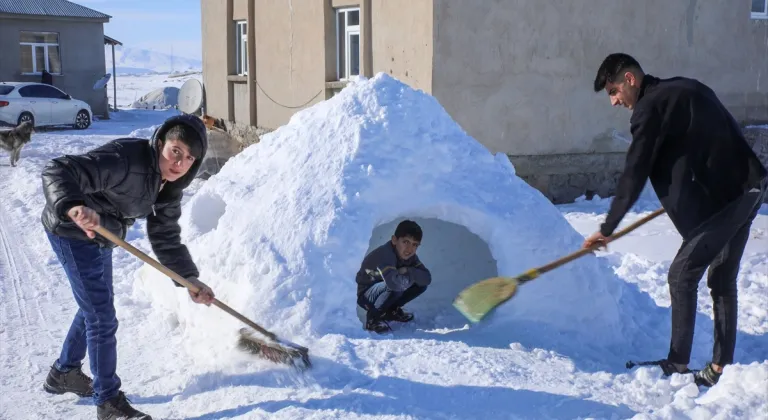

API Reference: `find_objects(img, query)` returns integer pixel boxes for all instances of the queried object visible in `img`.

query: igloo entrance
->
[362,217,498,327]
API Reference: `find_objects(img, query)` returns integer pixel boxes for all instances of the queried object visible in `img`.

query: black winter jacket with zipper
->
[40,114,208,280]
[601,75,767,239]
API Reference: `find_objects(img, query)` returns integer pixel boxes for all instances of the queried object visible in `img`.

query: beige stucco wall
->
[432,0,768,157]
[233,0,248,21]
[370,0,433,93]
[0,15,108,117]
[252,0,327,129]
[201,0,232,121]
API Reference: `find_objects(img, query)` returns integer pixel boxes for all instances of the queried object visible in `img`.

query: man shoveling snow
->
[40,114,216,420]
[587,53,768,387]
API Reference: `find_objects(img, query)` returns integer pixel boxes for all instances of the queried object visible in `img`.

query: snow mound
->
[137,73,625,349]
[131,86,179,110]
[128,124,161,139]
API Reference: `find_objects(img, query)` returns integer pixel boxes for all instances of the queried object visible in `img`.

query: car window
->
[0,86,14,95]
[38,85,68,99]
[17,84,68,99]
[18,85,42,98]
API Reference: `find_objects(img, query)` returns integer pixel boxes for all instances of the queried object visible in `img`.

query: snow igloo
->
[135,73,625,349]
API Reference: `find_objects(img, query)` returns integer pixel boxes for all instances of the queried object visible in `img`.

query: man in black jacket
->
[356,220,432,333]
[586,53,768,387]
[40,113,216,419]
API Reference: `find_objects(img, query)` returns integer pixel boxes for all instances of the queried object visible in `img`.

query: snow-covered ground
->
[0,73,766,420]
[105,72,202,110]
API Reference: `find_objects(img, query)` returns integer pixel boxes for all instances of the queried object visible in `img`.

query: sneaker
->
[383,307,414,323]
[656,359,692,376]
[43,365,94,397]
[364,318,392,334]
[97,391,152,420]
[694,363,722,387]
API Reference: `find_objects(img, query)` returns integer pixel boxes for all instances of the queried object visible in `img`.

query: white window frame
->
[235,21,248,75]
[752,0,768,19]
[336,7,360,81]
[20,31,61,75]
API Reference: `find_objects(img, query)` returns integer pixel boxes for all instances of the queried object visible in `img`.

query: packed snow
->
[0,73,766,420]
[130,86,181,110]
[105,72,202,110]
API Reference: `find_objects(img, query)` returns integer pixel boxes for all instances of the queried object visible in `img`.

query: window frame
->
[752,0,768,19]
[19,31,61,75]
[335,7,360,81]
[235,20,248,76]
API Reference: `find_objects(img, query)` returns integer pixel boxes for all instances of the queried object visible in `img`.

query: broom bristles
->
[236,328,312,371]
[453,276,520,323]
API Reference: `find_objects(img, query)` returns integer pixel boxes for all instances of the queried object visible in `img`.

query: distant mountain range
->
[106,46,202,75]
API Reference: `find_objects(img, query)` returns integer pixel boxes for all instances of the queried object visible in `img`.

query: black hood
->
[150,113,209,190]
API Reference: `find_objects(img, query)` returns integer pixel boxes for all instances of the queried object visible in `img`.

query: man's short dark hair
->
[593,53,643,92]
[394,220,422,242]
[164,124,203,160]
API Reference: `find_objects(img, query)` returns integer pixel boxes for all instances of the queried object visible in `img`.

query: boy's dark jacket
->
[601,74,767,239]
[355,241,432,296]
[40,114,208,280]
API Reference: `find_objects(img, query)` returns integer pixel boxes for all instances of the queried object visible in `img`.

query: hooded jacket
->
[601,75,767,239]
[355,241,432,297]
[40,113,208,281]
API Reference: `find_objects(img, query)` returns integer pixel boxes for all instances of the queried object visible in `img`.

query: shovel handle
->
[522,207,666,281]
[92,225,278,341]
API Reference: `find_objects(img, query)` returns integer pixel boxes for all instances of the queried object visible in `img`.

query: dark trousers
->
[46,232,121,405]
[357,282,427,322]
[667,181,766,366]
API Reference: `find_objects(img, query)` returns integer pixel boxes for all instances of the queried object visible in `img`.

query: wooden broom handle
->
[92,225,278,341]
[534,207,666,275]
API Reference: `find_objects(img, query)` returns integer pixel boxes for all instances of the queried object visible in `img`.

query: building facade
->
[0,1,111,117]
[201,0,768,202]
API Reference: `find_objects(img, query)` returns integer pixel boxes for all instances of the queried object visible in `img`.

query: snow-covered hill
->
[106,46,202,75]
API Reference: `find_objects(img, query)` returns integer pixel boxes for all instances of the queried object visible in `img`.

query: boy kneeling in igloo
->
[355,220,432,333]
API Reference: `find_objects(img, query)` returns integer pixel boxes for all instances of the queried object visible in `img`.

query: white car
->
[0,82,92,129]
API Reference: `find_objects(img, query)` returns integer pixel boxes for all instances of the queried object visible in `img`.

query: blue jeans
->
[356,282,427,323]
[46,231,120,405]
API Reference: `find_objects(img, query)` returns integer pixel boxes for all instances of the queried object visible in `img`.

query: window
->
[235,21,248,75]
[20,32,61,74]
[336,7,360,80]
[19,84,68,99]
[753,0,768,19]
[0,86,15,95]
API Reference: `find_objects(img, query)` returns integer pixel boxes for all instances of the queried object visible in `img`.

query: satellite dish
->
[178,78,204,115]
[93,73,111,90]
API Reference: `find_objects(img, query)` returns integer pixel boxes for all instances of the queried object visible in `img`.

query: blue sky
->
[77,0,202,60]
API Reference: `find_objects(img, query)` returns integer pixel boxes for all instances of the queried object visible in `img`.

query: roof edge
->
[0,12,109,22]
[62,0,111,19]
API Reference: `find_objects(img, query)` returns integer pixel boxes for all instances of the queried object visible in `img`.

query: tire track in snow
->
[0,201,58,390]
[0,204,29,336]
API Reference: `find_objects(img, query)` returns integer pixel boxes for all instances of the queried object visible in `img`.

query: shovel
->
[92,225,312,371]
[453,208,667,323]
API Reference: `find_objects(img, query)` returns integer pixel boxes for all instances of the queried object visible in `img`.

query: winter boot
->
[43,365,94,397]
[383,307,414,323]
[694,363,722,387]
[364,317,392,334]
[97,391,152,420]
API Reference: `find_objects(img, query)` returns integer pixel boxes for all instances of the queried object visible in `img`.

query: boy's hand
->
[186,277,215,306]
[67,205,100,239]
[398,267,408,275]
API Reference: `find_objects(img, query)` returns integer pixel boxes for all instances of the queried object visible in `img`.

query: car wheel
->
[74,110,90,129]
[17,112,34,127]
